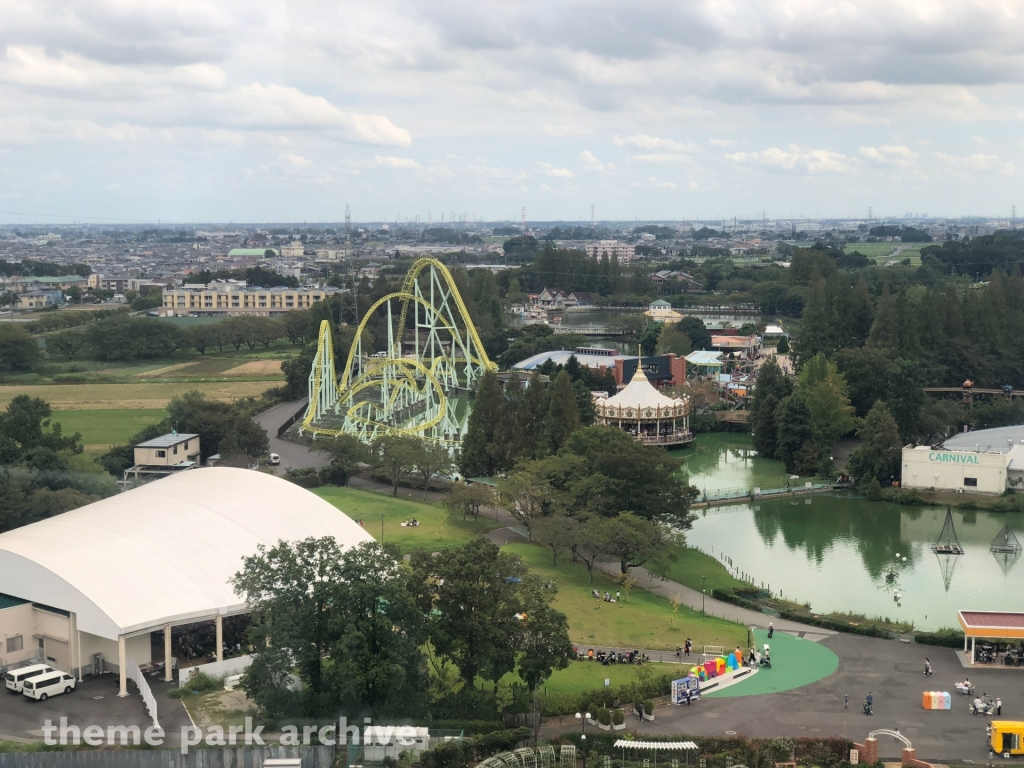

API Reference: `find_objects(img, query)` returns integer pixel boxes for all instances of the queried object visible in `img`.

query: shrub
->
[597,708,610,726]
[612,709,624,726]
[914,629,965,648]
[643,699,653,715]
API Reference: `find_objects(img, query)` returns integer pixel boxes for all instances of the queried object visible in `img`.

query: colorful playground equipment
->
[684,651,748,689]
[922,691,952,710]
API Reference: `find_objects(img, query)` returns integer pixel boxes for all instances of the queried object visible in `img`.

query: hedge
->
[776,610,890,638]
[541,672,673,717]
[552,732,855,768]
[710,588,762,612]
[421,727,531,768]
[914,629,965,648]
[420,720,506,735]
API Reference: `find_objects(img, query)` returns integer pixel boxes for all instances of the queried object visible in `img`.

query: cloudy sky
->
[1,0,1023,224]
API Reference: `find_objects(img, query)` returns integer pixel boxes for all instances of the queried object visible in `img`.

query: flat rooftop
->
[944,424,1024,454]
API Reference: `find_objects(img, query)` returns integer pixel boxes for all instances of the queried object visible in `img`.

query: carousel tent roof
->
[603,366,684,410]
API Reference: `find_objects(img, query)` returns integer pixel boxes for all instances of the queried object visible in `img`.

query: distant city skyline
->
[1,1,1023,223]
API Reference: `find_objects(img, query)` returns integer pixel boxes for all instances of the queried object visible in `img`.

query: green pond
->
[678,434,1024,631]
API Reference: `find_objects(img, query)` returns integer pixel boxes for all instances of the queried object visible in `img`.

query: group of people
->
[400,518,420,527]
[973,692,1002,716]
[592,589,620,603]
[576,647,648,665]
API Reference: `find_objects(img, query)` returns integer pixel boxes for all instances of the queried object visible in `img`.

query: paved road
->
[543,633,1020,763]
[252,400,330,476]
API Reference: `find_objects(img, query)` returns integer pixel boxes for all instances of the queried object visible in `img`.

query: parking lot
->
[0,674,190,743]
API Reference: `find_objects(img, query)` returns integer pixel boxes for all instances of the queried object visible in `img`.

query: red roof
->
[959,611,1024,629]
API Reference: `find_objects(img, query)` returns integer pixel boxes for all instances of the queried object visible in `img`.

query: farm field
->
[51,409,166,452]
[844,242,924,265]
[0,380,278,410]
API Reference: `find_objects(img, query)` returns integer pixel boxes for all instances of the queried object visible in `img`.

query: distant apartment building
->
[585,240,636,262]
[162,281,336,316]
[18,289,62,308]
[10,275,87,293]
[88,274,130,292]
[279,241,306,257]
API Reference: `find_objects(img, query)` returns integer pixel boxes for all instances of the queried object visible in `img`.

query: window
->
[156,450,166,458]
[6,635,22,653]
[964,477,978,487]
[173,444,178,454]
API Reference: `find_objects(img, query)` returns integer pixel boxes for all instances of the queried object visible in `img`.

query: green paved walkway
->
[706,629,839,697]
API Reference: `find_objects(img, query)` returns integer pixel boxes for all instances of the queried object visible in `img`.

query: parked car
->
[22,672,75,701]
[5,664,56,693]
[269,453,281,465]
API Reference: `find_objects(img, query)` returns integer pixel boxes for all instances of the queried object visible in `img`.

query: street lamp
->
[701,575,706,616]
[575,711,591,768]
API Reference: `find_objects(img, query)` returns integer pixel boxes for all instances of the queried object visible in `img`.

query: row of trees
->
[0,396,116,533]
[233,537,572,720]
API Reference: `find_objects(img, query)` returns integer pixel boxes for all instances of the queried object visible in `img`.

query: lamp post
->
[575,711,591,768]
[701,575,706,616]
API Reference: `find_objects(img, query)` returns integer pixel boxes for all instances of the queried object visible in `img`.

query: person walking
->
[767,622,774,639]
[996,698,1003,716]
[844,694,848,709]
[864,691,873,715]
[924,658,932,676]
[637,701,645,721]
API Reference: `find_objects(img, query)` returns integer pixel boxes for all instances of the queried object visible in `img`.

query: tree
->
[676,317,712,351]
[459,370,505,477]
[166,390,236,462]
[218,415,270,462]
[233,538,424,718]
[413,438,453,491]
[411,538,528,686]
[443,480,494,523]
[0,395,82,456]
[775,393,817,475]
[533,514,574,566]
[886,358,925,440]
[846,401,902,485]
[0,325,42,371]
[751,393,780,459]
[372,434,422,495]
[84,315,186,360]
[47,330,87,360]
[322,434,368,486]
[593,513,676,575]
[497,466,550,541]
[798,353,858,450]
[656,324,692,356]
[543,371,581,453]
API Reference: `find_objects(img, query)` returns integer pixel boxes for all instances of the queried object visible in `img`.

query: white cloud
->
[709,138,735,147]
[629,153,692,165]
[375,155,421,168]
[615,134,696,152]
[277,153,312,168]
[859,145,918,167]
[630,176,678,189]
[537,162,575,178]
[933,151,1014,175]
[725,145,857,174]
[579,150,613,172]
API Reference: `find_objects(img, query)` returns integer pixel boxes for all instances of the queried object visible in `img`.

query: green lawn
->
[502,660,681,696]
[312,486,497,553]
[52,408,166,451]
[649,545,748,595]
[505,542,746,651]
[706,628,838,697]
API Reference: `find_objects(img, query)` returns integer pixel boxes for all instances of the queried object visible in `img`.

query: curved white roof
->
[603,366,684,410]
[0,468,374,639]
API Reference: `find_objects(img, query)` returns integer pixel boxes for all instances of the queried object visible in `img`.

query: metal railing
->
[127,659,162,736]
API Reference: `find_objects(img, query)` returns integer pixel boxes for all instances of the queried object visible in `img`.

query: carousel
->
[595,364,692,446]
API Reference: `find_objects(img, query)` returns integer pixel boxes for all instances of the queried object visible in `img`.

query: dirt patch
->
[0,381,278,410]
[135,362,198,378]
[221,360,284,376]
[186,688,256,730]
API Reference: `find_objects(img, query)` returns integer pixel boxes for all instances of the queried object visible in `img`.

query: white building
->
[585,240,636,262]
[0,468,374,695]
[901,446,1007,494]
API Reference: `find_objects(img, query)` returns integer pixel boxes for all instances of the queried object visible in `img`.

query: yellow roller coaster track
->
[300,257,496,443]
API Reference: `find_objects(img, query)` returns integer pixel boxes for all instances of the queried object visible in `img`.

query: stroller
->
[863,700,873,716]
[759,644,772,669]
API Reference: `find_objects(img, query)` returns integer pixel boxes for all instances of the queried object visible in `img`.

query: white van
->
[22,672,75,701]
[5,664,56,693]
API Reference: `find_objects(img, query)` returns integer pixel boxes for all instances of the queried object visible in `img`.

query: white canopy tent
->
[0,467,374,693]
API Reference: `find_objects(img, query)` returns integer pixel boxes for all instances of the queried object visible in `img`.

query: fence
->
[0,746,335,768]
[277,400,310,438]
[179,655,253,688]
[126,659,161,735]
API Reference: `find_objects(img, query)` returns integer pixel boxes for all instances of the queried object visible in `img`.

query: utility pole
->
[344,203,351,240]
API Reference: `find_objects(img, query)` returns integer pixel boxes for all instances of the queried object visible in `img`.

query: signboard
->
[928,451,980,464]
[849,749,859,764]
[623,356,672,382]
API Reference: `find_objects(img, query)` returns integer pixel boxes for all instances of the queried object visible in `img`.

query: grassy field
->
[649,545,748,595]
[506,542,746,651]
[0,381,278,410]
[844,242,924,265]
[312,486,498,552]
[502,659,681,695]
[52,408,166,452]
